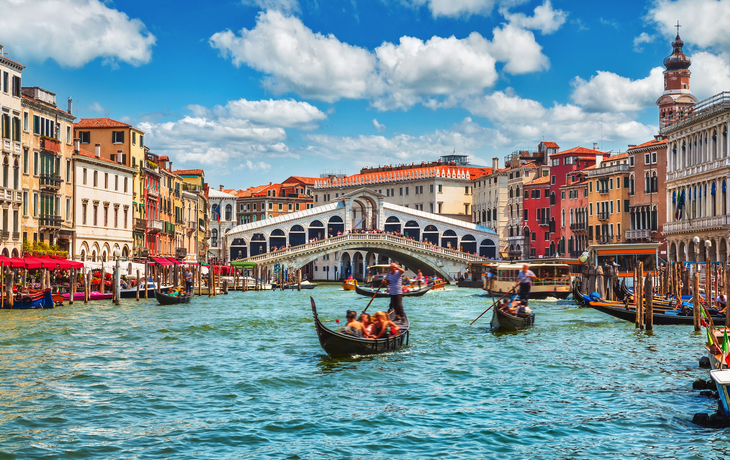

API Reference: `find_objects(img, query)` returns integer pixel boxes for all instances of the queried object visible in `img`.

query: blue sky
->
[3,0,730,190]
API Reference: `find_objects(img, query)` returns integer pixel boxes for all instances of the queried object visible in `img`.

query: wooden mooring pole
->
[693,272,701,332]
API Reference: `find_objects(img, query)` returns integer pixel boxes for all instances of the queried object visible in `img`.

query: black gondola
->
[154,289,192,305]
[490,306,535,331]
[310,297,409,357]
[354,284,431,298]
[586,297,726,325]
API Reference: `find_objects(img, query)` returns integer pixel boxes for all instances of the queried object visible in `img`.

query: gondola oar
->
[470,285,517,326]
[362,282,384,314]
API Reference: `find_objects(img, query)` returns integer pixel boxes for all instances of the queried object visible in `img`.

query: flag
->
[723,329,729,367]
[707,328,715,347]
[675,190,685,220]
[212,204,221,223]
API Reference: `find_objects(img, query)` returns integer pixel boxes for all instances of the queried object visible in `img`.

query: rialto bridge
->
[224,188,498,280]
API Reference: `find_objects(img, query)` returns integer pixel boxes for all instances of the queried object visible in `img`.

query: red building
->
[522,175,552,258]
[548,146,608,256]
[560,170,589,258]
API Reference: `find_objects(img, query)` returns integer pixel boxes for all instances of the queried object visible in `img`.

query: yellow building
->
[585,153,630,245]
[173,169,208,263]
[73,118,145,258]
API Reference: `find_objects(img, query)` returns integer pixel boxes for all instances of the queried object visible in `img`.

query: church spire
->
[656,22,697,126]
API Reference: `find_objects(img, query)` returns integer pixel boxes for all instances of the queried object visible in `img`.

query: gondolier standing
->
[385,263,406,320]
[515,264,536,303]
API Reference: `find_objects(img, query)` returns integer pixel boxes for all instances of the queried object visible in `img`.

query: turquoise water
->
[0,286,727,459]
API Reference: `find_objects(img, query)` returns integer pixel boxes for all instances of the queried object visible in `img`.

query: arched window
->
[651,172,658,193]
[225,204,232,221]
[13,159,18,190]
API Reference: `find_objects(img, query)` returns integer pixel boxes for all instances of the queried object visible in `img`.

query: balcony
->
[0,189,21,204]
[39,214,62,229]
[146,219,163,234]
[12,232,19,240]
[41,137,61,153]
[598,234,614,244]
[40,174,62,191]
[2,139,9,153]
[139,248,149,259]
[539,217,549,226]
[585,163,630,177]
[147,188,159,199]
[182,183,202,193]
[175,247,187,259]
[598,188,609,195]
[570,223,587,233]
[186,220,197,235]
[134,218,146,231]
[664,215,730,234]
[597,212,610,221]
[626,229,652,241]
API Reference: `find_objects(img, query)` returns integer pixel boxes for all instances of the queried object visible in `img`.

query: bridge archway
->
[328,216,344,237]
[460,234,476,254]
[480,239,496,258]
[423,225,439,245]
[251,233,267,256]
[289,225,306,246]
[404,221,420,240]
[270,229,287,251]
[309,220,325,241]
[442,230,458,249]
[341,252,352,278]
[230,238,247,260]
[353,251,364,278]
[384,216,401,233]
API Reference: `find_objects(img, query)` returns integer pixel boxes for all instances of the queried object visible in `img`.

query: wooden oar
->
[470,286,516,326]
[362,282,384,314]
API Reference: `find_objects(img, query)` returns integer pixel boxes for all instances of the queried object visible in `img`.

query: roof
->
[76,148,133,168]
[288,176,318,185]
[541,141,560,148]
[628,138,668,152]
[314,166,491,188]
[159,155,169,161]
[604,152,629,161]
[553,146,607,157]
[525,176,551,186]
[21,95,74,118]
[208,189,236,199]
[75,118,133,129]
[173,169,204,176]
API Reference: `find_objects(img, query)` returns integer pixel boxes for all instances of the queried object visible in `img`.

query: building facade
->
[472,158,510,255]
[1,46,24,256]
[585,153,631,246]
[174,169,208,263]
[559,171,589,257]
[522,175,551,258]
[236,176,316,226]
[208,187,238,263]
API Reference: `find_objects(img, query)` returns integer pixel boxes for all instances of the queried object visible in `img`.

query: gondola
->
[281,281,318,290]
[585,295,726,325]
[490,305,535,331]
[310,297,409,357]
[354,283,431,298]
[154,289,192,305]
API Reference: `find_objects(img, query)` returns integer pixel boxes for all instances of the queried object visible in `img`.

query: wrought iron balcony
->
[598,188,610,195]
[175,247,187,259]
[597,212,610,221]
[12,232,19,240]
[134,218,146,231]
[625,229,652,241]
[570,223,587,232]
[146,219,163,234]
[39,214,62,229]
[598,234,614,244]
[39,174,62,191]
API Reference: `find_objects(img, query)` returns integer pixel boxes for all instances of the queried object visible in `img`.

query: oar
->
[470,285,517,326]
[362,282,384,314]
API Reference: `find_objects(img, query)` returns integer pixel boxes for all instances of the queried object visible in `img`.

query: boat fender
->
[590,292,602,302]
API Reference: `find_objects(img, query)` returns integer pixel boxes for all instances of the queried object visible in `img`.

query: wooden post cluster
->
[635,261,644,329]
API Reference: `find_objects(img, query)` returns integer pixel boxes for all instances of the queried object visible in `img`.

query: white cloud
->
[464,91,655,147]
[633,32,655,52]
[223,99,326,130]
[689,52,730,100]
[500,0,567,35]
[648,0,730,51]
[569,67,664,112]
[0,0,155,67]
[238,160,273,171]
[242,0,300,13]
[372,119,386,132]
[87,101,108,114]
[403,0,497,19]
[210,10,549,109]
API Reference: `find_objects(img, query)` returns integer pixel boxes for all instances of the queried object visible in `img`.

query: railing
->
[240,232,488,263]
[186,220,197,234]
[667,158,730,181]
[598,188,609,195]
[598,234,614,244]
[182,183,202,192]
[626,229,652,240]
[39,214,62,228]
[0,230,8,240]
[586,164,630,176]
[39,174,62,191]
[134,218,146,231]
[2,139,9,153]
[539,217,549,226]
[12,231,19,240]
[146,219,163,234]
[660,91,730,134]
[570,223,587,232]
[175,247,187,258]
[0,189,21,203]
[664,215,730,233]
[597,212,610,221]
[147,188,159,198]
[41,137,61,153]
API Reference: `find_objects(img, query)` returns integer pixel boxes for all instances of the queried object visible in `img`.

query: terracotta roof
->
[288,176,318,185]
[628,138,668,151]
[75,118,132,129]
[553,146,606,157]
[223,189,236,194]
[525,176,551,186]
[604,152,629,161]
[541,141,560,148]
[76,148,131,167]
[173,169,204,176]
[314,166,491,188]
[159,155,169,161]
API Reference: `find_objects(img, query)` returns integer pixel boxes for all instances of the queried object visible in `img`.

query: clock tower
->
[656,24,698,127]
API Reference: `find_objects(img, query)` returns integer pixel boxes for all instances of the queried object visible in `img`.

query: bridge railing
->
[239,232,488,263]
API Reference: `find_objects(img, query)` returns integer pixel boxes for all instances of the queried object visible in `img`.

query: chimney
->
[219,185,224,191]
[73,138,80,152]
[67,97,73,115]
[593,142,598,150]
[595,155,603,168]
[116,150,123,164]
[94,143,100,159]
[169,161,173,171]
[492,157,499,172]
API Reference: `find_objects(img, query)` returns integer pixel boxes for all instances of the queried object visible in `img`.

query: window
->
[140,135,144,147]
[617,199,621,213]
[551,175,555,185]
[132,132,136,145]
[66,198,71,221]
[651,151,657,164]
[83,168,87,185]
[23,112,28,131]
[438,185,443,193]
[66,126,71,144]
[629,156,635,167]
[12,76,20,97]
[551,158,560,167]
[114,207,118,228]
[278,203,283,211]
[79,131,90,144]
[589,203,593,216]
[112,131,124,144]
[399,187,403,196]
[1,71,6,93]
[93,171,98,187]
[22,191,27,216]
[124,177,128,193]
[268,202,272,210]
[430,184,434,193]
[104,173,108,189]
[33,115,40,135]
[616,177,620,189]
[22,148,28,174]
[66,160,71,182]
[33,193,38,217]
[589,182,592,193]
[609,201,613,214]
[406,186,409,195]
[465,186,469,194]
[123,209,128,228]
[644,153,650,165]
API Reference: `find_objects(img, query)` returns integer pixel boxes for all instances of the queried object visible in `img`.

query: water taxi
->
[485,263,571,299]
[342,277,358,290]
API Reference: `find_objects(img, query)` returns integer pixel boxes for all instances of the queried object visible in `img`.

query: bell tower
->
[656,22,698,126]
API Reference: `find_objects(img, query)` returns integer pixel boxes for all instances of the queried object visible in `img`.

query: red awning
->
[151,257,173,266]
[166,258,180,265]
[9,257,27,268]
[54,259,84,269]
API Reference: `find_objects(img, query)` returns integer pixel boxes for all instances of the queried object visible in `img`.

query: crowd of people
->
[341,310,401,339]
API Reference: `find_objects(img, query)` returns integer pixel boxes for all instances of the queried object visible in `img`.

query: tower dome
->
[663,34,691,70]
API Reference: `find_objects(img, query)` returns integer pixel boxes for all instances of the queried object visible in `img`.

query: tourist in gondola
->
[371,311,400,338]
[515,264,536,303]
[359,313,374,338]
[384,262,406,320]
[341,310,365,337]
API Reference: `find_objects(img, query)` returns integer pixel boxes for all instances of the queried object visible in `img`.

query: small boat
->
[310,297,409,357]
[584,295,726,325]
[119,283,170,298]
[354,283,431,298]
[61,291,113,301]
[490,303,535,331]
[282,280,318,290]
[342,278,358,291]
[710,369,730,418]
[486,263,571,299]
[3,289,54,309]
[154,289,192,305]
[430,279,448,290]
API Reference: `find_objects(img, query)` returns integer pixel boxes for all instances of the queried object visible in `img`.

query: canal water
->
[0,286,727,458]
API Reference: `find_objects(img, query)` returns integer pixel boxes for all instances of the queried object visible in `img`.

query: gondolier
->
[384,263,406,320]
[515,264,536,303]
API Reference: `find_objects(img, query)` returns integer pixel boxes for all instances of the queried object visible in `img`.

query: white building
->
[208,186,238,263]
[73,143,135,261]
[473,158,510,256]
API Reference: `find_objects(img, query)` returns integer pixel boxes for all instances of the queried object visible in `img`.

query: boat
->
[119,282,170,298]
[354,283,432,298]
[486,263,571,299]
[584,295,727,325]
[310,297,409,357]
[342,278,358,291]
[490,304,535,331]
[431,279,448,290]
[3,289,54,309]
[282,280,318,290]
[710,369,730,418]
[61,291,114,301]
[154,289,192,305]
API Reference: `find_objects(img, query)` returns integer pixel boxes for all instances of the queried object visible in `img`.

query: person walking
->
[515,264,536,303]
[384,263,406,320]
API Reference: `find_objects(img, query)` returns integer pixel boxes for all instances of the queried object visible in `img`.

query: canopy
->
[0,256,26,268]
[151,257,173,266]
[166,258,180,265]
[231,261,256,269]
[23,256,58,269]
